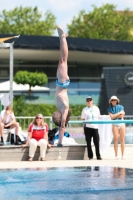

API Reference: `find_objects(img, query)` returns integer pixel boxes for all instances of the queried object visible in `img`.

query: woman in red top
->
[22,114,52,161]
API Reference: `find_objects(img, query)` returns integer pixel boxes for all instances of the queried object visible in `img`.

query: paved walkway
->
[0,146,133,169]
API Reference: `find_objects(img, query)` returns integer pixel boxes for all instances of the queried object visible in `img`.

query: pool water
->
[0,166,133,200]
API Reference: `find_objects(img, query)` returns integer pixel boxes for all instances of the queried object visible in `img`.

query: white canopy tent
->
[0,81,50,92]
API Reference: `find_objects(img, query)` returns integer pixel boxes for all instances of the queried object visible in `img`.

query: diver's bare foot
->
[57,26,68,39]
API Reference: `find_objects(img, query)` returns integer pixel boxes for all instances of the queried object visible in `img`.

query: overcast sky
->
[1,0,133,35]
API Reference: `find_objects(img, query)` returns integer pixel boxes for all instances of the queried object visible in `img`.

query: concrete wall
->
[0,145,88,161]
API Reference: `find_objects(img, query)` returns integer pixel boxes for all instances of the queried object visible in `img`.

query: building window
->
[0,69,9,77]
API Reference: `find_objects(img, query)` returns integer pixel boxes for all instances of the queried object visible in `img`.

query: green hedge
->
[13,96,85,117]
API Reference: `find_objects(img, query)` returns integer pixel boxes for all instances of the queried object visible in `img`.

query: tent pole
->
[0,35,20,107]
[9,42,14,107]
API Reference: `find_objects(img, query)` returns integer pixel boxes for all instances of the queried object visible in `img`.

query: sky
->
[1,0,133,35]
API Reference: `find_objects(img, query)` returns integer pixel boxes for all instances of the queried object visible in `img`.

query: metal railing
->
[15,116,52,131]
[67,116,133,144]
[16,115,133,144]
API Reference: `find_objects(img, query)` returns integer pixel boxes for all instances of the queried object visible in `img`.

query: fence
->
[16,115,133,144]
[15,116,53,131]
[15,116,84,131]
[67,116,133,144]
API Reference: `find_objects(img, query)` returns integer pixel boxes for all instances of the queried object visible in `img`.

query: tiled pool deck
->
[0,146,133,169]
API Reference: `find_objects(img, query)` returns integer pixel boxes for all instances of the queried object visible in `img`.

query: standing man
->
[81,96,102,160]
[52,26,71,147]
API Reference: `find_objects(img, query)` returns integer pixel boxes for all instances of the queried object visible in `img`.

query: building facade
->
[0,34,133,114]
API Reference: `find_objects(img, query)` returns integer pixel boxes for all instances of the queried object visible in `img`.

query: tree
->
[67,4,133,41]
[0,6,56,35]
[14,71,48,95]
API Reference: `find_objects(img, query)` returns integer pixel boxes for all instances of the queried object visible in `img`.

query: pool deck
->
[0,146,133,169]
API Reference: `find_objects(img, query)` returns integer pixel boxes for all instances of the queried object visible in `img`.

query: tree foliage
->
[14,71,48,95]
[67,4,133,41]
[13,96,85,117]
[0,6,56,35]
[13,96,85,129]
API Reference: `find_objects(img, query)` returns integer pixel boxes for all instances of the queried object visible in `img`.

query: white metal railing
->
[15,115,133,144]
[67,115,133,144]
[15,116,52,131]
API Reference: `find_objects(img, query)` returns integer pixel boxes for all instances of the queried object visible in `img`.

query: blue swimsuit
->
[56,78,70,88]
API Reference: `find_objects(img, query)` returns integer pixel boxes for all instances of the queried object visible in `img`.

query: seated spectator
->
[22,114,52,161]
[0,105,20,145]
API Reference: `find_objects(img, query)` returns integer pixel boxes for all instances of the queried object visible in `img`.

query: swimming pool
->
[0,166,133,200]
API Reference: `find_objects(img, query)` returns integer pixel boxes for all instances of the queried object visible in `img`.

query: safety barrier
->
[68,119,133,124]
[67,118,133,145]
[15,116,52,130]
[14,116,133,145]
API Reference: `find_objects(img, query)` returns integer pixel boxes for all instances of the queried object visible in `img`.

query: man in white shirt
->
[0,105,20,145]
[81,96,102,160]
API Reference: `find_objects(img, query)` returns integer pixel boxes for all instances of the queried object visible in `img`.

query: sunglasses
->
[86,99,92,102]
[111,99,117,101]
[36,117,42,119]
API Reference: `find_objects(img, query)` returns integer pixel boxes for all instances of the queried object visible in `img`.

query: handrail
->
[68,120,133,124]
[15,116,52,119]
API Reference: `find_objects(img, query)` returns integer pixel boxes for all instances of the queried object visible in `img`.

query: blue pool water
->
[0,166,133,200]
